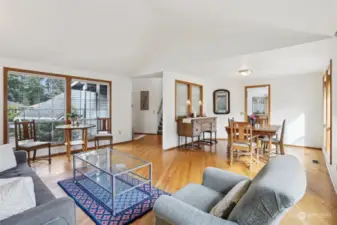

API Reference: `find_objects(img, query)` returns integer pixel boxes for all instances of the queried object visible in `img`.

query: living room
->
[1,1,337,225]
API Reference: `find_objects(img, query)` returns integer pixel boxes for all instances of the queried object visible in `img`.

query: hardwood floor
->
[31,135,337,225]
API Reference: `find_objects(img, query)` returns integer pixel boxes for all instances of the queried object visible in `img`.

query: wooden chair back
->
[230,121,252,143]
[14,120,37,146]
[228,117,234,126]
[279,120,286,143]
[279,119,286,155]
[97,118,111,133]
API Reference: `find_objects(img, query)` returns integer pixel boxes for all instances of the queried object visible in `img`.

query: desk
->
[225,125,280,160]
[56,124,96,161]
[177,117,217,149]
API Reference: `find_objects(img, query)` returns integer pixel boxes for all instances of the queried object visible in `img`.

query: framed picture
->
[213,89,230,114]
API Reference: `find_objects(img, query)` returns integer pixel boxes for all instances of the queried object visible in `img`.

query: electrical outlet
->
[118,130,122,135]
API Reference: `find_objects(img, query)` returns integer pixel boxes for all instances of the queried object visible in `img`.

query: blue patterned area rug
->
[58,177,169,225]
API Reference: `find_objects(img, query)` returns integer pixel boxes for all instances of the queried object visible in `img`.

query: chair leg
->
[33,150,37,161]
[110,138,113,148]
[27,151,31,167]
[94,138,97,149]
[230,148,233,166]
[249,147,253,170]
[48,144,51,164]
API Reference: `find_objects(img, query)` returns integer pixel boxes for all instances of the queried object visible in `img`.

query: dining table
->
[56,124,96,162]
[225,124,281,161]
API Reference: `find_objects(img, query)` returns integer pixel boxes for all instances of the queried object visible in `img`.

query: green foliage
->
[7,106,20,122]
[7,75,65,105]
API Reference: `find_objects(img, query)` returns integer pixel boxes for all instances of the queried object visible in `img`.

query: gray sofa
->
[154,155,306,225]
[0,151,76,225]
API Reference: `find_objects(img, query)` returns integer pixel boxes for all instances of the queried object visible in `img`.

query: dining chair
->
[228,117,234,126]
[14,120,51,166]
[229,121,259,169]
[262,119,286,155]
[93,118,113,148]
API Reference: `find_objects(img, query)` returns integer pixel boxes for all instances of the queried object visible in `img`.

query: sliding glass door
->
[71,80,110,139]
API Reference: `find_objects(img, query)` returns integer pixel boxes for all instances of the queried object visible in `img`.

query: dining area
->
[224,84,286,170]
[225,119,286,169]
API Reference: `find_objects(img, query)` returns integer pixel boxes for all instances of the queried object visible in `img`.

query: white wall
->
[244,74,323,148]
[0,57,133,155]
[205,78,245,139]
[204,73,322,148]
[132,77,162,134]
[162,72,206,150]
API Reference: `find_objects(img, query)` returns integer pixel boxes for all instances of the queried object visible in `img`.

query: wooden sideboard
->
[177,117,217,149]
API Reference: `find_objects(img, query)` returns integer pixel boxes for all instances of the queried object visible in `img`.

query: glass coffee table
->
[73,148,152,215]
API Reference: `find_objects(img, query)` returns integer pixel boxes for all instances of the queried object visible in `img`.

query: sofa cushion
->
[172,183,224,212]
[0,144,17,173]
[210,179,251,219]
[0,177,36,220]
[228,155,306,225]
[0,163,55,206]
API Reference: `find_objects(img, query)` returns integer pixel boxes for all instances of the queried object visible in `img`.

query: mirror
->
[213,89,230,114]
[245,85,270,126]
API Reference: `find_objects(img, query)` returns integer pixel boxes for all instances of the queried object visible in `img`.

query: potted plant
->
[67,112,82,126]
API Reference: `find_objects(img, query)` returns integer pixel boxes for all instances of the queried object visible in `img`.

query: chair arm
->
[14,150,27,164]
[0,197,76,225]
[202,167,249,194]
[154,195,238,225]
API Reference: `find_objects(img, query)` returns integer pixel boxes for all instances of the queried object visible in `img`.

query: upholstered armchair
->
[154,155,306,225]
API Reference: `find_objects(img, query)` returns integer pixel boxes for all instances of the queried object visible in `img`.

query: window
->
[175,80,203,119]
[71,80,109,139]
[3,68,111,145]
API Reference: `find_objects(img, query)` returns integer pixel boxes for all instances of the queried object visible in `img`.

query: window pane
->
[176,83,188,117]
[7,72,66,144]
[191,85,201,116]
[71,80,110,139]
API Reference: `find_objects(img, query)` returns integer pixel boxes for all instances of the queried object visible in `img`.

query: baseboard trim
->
[133,132,158,135]
[284,144,322,151]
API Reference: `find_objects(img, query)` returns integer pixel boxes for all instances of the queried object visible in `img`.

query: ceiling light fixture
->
[238,69,252,76]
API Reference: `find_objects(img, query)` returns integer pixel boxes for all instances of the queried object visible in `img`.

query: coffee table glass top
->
[75,148,150,176]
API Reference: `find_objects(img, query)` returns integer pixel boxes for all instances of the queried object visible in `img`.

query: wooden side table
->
[56,124,96,162]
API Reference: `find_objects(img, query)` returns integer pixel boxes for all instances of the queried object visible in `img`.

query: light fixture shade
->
[238,69,252,76]
[186,100,191,105]
[199,100,203,105]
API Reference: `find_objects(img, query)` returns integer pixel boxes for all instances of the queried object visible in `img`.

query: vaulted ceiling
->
[0,0,335,77]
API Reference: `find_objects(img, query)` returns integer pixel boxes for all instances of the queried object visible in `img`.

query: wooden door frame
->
[323,59,333,165]
[244,84,271,125]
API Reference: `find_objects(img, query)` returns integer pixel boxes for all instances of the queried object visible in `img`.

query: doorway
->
[323,60,332,165]
[245,84,271,126]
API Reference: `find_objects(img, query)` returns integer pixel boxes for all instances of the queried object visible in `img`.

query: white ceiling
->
[0,0,336,77]
[181,39,335,78]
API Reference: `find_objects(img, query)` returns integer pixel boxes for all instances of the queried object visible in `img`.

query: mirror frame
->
[213,89,230,114]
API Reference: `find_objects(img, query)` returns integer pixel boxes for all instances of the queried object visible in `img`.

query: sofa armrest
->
[202,167,249,194]
[14,150,27,164]
[154,195,238,225]
[0,197,76,225]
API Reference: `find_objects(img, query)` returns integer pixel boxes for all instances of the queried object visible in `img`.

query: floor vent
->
[312,160,319,164]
